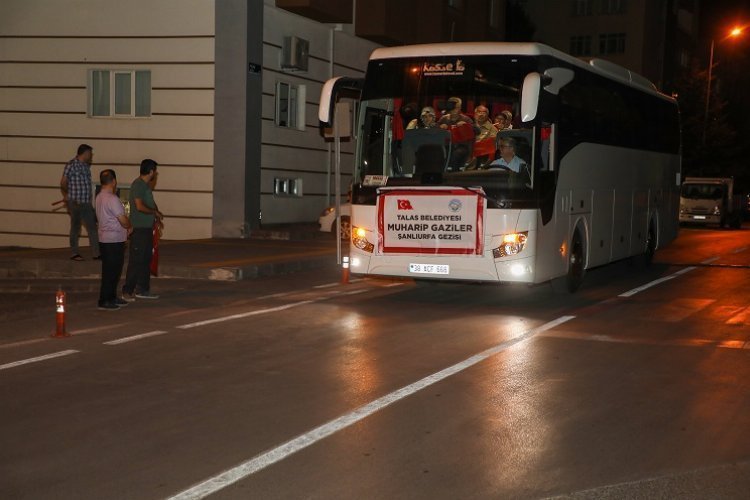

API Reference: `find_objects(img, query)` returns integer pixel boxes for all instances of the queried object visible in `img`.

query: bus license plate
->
[409,263,450,275]
[692,215,706,220]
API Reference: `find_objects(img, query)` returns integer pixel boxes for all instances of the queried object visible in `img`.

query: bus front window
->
[356,56,539,202]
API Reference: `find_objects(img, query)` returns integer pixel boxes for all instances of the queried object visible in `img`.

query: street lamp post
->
[702,27,744,146]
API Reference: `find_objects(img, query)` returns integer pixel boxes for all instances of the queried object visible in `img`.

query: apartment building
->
[0,0,505,248]
[519,0,699,91]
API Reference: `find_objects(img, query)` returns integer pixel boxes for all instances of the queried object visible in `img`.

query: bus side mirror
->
[319,76,363,127]
[542,67,575,95]
[521,72,540,123]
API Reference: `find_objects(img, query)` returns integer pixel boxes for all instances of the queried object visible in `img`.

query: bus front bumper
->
[349,251,537,284]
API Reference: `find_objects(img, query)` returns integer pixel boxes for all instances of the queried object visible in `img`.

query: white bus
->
[320,43,681,291]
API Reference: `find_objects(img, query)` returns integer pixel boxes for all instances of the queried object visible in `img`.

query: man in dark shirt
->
[122,159,163,301]
[60,144,100,261]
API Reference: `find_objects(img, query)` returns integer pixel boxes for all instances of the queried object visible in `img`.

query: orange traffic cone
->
[341,256,350,285]
[51,287,70,338]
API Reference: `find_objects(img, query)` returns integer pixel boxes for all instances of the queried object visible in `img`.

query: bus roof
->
[370,42,673,102]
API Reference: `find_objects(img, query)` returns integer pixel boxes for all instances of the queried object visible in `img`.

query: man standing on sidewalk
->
[60,144,100,261]
[122,159,163,301]
[95,169,131,311]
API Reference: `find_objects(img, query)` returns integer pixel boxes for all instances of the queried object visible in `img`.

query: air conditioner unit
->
[281,36,309,72]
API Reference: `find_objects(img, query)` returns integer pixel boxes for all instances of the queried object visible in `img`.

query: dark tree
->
[674,64,741,181]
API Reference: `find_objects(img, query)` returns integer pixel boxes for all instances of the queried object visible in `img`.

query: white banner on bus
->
[377,188,485,255]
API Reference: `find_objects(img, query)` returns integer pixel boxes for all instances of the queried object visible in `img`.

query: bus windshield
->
[356,56,541,201]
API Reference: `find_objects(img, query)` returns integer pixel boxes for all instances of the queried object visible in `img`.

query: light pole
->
[702,27,744,146]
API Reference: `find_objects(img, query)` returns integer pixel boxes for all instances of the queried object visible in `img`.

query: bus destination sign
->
[377,188,485,255]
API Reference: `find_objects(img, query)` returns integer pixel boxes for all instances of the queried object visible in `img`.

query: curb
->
[0,255,338,282]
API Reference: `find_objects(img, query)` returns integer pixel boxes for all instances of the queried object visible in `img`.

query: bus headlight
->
[493,232,528,258]
[713,205,721,216]
[352,226,374,253]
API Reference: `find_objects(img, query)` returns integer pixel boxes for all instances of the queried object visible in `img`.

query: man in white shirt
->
[95,169,132,310]
[489,137,527,174]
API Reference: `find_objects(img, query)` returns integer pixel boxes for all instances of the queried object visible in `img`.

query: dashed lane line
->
[539,330,750,351]
[103,330,169,345]
[0,349,79,371]
[618,266,696,298]
[175,301,317,330]
[618,256,719,298]
[166,315,576,500]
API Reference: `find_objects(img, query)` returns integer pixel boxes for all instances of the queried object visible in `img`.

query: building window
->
[570,35,593,56]
[274,177,303,197]
[275,81,306,130]
[599,33,626,54]
[572,0,594,16]
[600,0,627,14]
[89,70,151,117]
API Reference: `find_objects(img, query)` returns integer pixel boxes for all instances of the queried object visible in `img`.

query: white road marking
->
[0,349,79,371]
[103,330,169,345]
[0,338,49,350]
[731,246,748,254]
[255,291,293,300]
[166,315,575,500]
[70,323,128,335]
[339,289,369,296]
[383,282,405,288]
[618,266,696,298]
[701,256,720,264]
[541,330,750,351]
[312,282,339,289]
[175,301,316,330]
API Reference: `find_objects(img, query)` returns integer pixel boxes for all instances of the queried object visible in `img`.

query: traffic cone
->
[51,287,70,338]
[341,256,350,285]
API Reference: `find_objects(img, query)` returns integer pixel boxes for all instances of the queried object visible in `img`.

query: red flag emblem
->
[397,199,413,210]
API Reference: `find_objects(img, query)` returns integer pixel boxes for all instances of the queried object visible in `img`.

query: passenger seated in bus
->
[406,106,438,130]
[493,110,513,131]
[472,105,497,168]
[488,137,528,175]
[473,105,497,141]
[438,97,473,129]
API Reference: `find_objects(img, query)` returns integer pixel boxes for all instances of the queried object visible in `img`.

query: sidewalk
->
[0,224,341,282]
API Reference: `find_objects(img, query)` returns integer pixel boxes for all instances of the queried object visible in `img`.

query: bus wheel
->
[566,229,586,292]
[644,221,656,266]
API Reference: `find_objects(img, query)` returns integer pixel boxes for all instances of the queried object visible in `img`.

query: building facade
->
[519,0,699,92]
[0,0,506,248]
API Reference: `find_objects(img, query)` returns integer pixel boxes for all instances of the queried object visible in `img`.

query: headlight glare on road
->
[352,226,374,253]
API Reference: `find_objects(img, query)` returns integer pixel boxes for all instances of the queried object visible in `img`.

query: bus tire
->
[566,228,586,292]
[644,220,656,267]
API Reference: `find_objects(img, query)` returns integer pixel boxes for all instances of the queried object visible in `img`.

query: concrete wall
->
[0,0,380,247]
[260,2,379,225]
[0,0,215,248]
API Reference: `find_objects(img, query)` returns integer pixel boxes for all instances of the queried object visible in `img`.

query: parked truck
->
[679,177,742,228]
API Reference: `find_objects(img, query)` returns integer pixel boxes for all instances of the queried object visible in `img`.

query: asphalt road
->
[1,226,749,499]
